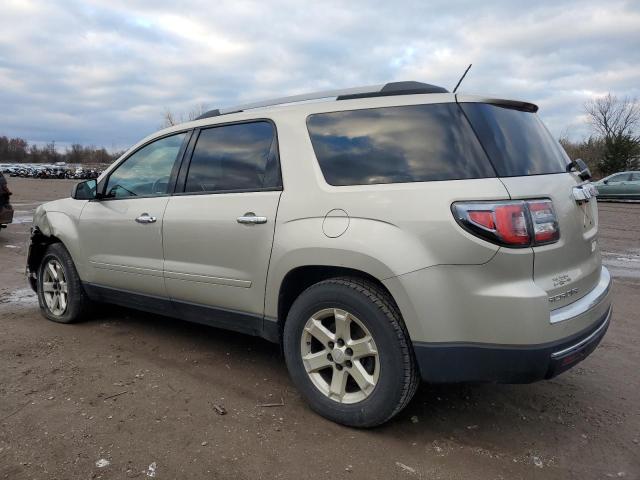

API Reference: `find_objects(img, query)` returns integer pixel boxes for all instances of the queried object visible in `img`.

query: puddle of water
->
[12,210,33,224]
[11,216,33,224]
[0,287,37,306]
[602,250,640,279]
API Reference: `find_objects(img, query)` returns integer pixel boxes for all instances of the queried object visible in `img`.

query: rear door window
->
[460,103,569,177]
[184,121,280,193]
[306,103,495,186]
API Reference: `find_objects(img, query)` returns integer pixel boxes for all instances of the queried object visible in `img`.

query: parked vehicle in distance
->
[593,171,640,199]
[0,163,103,179]
[25,81,612,427]
[0,171,14,231]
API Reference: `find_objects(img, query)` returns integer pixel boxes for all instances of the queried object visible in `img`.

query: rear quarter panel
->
[264,107,511,326]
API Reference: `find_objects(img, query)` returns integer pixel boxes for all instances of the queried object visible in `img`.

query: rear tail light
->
[452,199,559,247]
[527,200,560,244]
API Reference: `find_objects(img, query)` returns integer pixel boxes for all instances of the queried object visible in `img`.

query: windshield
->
[460,103,569,177]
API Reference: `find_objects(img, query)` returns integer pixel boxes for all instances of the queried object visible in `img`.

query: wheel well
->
[277,266,397,333]
[26,228,62,291]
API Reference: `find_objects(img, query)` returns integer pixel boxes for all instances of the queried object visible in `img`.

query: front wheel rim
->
[300,308,380,404]
[42,259,68,316]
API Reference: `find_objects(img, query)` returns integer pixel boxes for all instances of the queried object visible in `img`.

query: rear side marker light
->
[452,199,559,248]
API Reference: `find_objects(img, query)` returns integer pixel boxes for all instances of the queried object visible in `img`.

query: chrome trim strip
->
[550,266,611,324]
[164,270,252,288]
[551,307,611,359]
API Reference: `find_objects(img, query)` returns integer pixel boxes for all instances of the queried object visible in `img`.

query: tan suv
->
[26,81,612,427]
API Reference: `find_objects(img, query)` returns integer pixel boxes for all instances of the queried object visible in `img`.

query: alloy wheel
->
[300,308,380,404]
[42,259,68,316]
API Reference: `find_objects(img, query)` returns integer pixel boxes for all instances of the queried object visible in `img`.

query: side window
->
[184,121,280,193]
[628,172,640,181]
[105,133,187,198]
[607,173,629,183]
[306,104,495,186]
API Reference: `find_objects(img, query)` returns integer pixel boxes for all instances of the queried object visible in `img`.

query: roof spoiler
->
[455,94,539,113]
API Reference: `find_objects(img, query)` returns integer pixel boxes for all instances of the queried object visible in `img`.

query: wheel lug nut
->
[345,348,353,356]
[335,364,343,371]
[345,360,352,368]
[337,339,344,347]
[328,342,334,349]
[327,354,333,362]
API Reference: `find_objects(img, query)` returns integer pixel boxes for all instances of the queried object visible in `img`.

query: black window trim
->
[172,117,283,197]
[95,129,194,202]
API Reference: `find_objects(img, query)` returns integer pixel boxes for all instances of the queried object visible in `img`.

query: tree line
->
[0,137,124,165]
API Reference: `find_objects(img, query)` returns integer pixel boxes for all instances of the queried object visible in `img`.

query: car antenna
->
[452,64,472,93]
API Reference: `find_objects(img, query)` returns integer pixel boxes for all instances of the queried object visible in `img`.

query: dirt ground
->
[1,177,638,479]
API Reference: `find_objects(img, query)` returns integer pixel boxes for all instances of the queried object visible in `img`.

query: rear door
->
[461,101,602,310]
[623,172,640,198]
[162,121,282,324]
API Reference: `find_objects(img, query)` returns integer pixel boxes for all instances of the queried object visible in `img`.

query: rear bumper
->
[414,306,611,383]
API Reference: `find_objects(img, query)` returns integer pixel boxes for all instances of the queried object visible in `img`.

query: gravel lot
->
[1,178,639,479]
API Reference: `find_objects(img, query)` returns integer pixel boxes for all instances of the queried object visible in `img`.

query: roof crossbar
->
[196,81,449,120]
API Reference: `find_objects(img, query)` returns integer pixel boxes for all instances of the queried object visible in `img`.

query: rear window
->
[306,103,495,186]
[460,103,569,177]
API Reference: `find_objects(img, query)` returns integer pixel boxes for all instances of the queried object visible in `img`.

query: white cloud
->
[0,0,638,149]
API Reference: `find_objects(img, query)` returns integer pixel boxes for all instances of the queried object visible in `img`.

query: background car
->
[594,171,640,199]
[0,171,14,231]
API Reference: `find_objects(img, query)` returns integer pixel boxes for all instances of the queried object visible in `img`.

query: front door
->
[79,132,189,297]
[162,121,282,323]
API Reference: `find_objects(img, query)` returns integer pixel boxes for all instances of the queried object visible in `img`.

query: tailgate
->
[500,173,601,310]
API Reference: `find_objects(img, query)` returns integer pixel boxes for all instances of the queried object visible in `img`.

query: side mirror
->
[603,179,609,184]
[71,179,98,200]
[570,158,592,181]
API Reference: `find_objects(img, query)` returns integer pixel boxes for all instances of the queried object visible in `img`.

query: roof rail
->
[196,81,449,120]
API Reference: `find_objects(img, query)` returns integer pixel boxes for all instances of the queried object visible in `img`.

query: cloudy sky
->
[1,0,638,151]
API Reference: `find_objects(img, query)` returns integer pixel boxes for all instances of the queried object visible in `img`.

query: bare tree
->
[161,109,178,128]
[585,94,639,138]
[584,94,640,174]
[161,103,209,128]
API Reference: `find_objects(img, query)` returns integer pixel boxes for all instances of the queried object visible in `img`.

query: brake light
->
[452,199,559,248]
[493,203,530,245]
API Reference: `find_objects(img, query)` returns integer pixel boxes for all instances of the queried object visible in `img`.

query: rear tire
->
[283,276,419,427]
[37,243,91,323]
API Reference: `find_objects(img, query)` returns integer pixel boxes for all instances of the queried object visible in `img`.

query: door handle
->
[237,212,267,225]
[135,213,157,224]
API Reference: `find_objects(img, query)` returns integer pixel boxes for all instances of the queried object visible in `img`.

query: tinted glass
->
[185,122,279,193]
[105,133,187,198]
[461,103,569,177]
[608,173,629,182]
[307,103,495,186]
[630,172,640,181]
